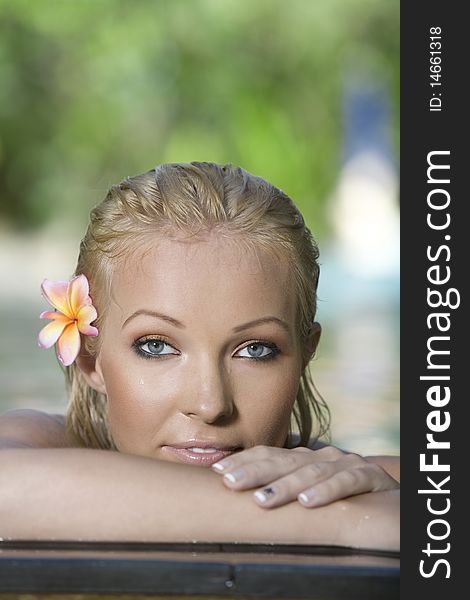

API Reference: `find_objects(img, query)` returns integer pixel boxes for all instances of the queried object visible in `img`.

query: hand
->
[211,445,399,509]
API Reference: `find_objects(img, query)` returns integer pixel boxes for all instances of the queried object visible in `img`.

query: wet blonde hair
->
[65,162,329,448]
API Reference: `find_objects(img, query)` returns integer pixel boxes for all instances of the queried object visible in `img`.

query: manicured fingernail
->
[254,490,268,503]
[211,459,233,472]
[223,468,245,483]
[254,487,276,504]
[211,462,225,472]
[298,490,316,505]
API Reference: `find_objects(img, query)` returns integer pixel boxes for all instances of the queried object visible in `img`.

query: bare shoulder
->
[0,409,75,449]
[365,454,400,482]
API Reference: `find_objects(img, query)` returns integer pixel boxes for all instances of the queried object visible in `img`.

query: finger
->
[214,448,362,491]
[218,456,305,490]
[211,444,348,475]
[297,465,398,508]
[211,445,287,473]
[213,446,315,486]
[252,461,340,508]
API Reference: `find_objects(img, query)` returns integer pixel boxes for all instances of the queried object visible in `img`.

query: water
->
[314,246,400,455]
[0,301,69,415]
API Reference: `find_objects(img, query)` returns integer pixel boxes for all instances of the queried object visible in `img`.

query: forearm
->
[0,448,399,550]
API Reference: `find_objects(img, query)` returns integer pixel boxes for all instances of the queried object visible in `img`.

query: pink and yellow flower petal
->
[76,304,98,336]
[69,274,92,315]
[56,322,81,366]
[38,317,71,349]
[40,310,71,321]
[41,280,72,317]
[78,323,99,336]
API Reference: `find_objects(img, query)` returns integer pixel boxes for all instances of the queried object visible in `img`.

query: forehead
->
[109,233,297,326]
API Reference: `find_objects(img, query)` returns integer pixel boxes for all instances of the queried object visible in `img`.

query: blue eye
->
[132,338,279,362]
[134,338,178,359]
[236,342,280,361]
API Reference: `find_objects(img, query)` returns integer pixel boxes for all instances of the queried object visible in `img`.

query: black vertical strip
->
[401,3,465,598]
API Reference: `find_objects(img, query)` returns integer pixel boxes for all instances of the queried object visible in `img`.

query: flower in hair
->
[38,274,98,366]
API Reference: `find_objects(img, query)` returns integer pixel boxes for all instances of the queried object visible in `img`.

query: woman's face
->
[89,233,314,466]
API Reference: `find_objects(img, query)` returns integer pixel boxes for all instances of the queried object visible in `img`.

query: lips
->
[161,443,241,467]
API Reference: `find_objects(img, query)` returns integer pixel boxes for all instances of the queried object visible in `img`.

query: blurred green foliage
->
[0,0,398,236]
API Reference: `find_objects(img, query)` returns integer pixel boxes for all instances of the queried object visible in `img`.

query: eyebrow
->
[122,311,290,334]
[232,316,290,334]
[122,310,185,330]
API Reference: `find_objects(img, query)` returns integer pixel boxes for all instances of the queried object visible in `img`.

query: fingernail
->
[223,468,245,483]
[254,490,268,503]
[211,459,233,472]
[211,462,225,472]
[254,487,276,504]
[298,490,316,505]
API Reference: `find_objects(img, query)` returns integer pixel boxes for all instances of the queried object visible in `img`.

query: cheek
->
[100,358,173,452]
[236,363,301,446]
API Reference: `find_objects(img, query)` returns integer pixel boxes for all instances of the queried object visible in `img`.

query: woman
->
[0,162,399,549]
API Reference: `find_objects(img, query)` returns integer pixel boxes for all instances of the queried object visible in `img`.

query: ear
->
[302,322,322,370]
[75,348,107,395]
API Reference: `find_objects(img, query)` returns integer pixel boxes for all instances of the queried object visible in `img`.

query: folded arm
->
[0,447,399,551]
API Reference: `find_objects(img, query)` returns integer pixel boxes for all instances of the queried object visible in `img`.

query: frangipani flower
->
[38,274,98,366]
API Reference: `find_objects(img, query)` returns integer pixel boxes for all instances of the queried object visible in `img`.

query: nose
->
[182,357,234,423]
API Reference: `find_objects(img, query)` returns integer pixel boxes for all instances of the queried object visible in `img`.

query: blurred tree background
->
[0,0,399,454]
[0,0,399,237]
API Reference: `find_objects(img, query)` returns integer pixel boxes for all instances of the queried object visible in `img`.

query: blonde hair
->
[65,162,330,448]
